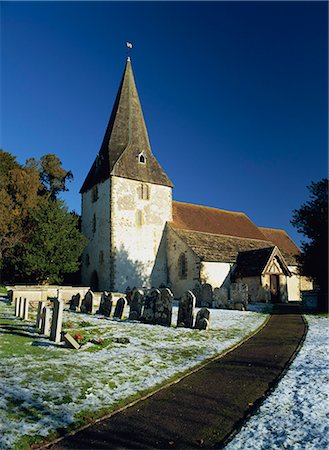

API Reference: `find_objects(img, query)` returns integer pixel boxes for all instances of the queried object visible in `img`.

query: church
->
[80,57,312,303]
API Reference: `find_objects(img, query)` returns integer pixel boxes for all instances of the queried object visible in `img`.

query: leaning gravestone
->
[128,289,144,320]
[213,287,229,309]
[141,289,160,324]
[50,298,64,343]
[201,283,213,307]
[113,297,127,319]
[97,291,113,317]
[155,288,174,326]
[80,290,94,314]
[40,307,51,336]
[177,290,196,328]
[62,333,80,350]
[69,293,81,311]
[195,307,210,330]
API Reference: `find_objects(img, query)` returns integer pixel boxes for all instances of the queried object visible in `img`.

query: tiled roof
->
[172,201,266,240]
[80,59,173,193]
[171,227,274,262]
[259,227,300,265]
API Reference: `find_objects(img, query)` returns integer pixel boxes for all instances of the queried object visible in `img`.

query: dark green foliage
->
[291,178,328,299]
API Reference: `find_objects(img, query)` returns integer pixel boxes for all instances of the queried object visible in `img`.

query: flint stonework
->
[113,297,127,319]
[177,290,196,328]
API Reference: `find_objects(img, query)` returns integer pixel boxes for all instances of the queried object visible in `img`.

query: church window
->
[93,214,96,233]
[92,185,98,202]
[178,253,187,279]
[138,153,146,164]
[99,250,104,264]
[136,210,143,226]
[137,183,149,200]
[85,254,90,267]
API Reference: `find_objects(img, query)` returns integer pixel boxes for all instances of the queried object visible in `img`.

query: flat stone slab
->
[49,308,306,449]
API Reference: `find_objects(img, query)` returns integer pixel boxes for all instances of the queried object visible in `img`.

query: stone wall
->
[111,176,172,292]
[166,227,200,299]
[81,178,111,290]
[8,286,91,304]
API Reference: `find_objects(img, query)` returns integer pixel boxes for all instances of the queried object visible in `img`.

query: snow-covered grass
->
[0,300,267,450]
[225,314,329,450]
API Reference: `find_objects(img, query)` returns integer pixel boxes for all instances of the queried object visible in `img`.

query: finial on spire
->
[126,42,133,61]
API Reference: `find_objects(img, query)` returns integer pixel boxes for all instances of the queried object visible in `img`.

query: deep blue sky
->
[1,1,328,246]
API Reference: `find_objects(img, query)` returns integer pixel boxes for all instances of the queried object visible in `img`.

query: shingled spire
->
[80,58,173,192]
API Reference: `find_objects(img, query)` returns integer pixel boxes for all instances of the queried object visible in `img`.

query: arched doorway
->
[90,270,99,292]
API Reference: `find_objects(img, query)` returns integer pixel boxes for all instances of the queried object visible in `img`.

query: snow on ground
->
[225,315,329,450]
[0,301,267,449]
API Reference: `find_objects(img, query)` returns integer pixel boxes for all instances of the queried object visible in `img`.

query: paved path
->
[48,307,306,450]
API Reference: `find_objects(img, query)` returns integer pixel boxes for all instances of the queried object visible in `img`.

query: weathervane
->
[126,42,133,60]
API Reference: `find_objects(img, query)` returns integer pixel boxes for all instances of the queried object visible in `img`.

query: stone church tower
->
[80,58,173,292]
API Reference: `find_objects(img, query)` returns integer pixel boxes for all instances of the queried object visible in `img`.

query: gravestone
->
[18,297,24,318]
[23,298,29,321]
[50,298,64,343]
[128,289,144,320]
[62,333,80,350]
[69,293,81,311]
[125,286,133,305]
[113,297,127,319]
[192,284,202,307]
[230,283,249,308]
[40,307,51,336]
[201,283,213,307]
[155,288,174,326]
[36,301,45,329]
[234,302,246,311]
[97,291,113,317]
[80,290,94,314]
[195,308,210,330]
[14,298,19,317]
[213,287,229,309]
[141,289,160,324]
[177,290,196,328]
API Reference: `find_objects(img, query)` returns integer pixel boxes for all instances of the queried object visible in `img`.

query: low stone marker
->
[128,289,144,320]
[177,290,196,328]
[62,333,80,350]
[113,297,127,319]
[195,307,210,330]
[80,290,94,314]
[40,307,51,336]
[97,291,113,317]
[69,293,81,311]
[50,298,64,343]
[36,301,45,329]
[155,288,173,326]
[23,298,29,321]
[141,289,160,324]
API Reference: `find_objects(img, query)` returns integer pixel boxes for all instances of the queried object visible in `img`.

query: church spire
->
[80,57,173,193]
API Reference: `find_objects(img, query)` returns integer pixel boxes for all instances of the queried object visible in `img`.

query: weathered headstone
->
[192,284,202,307]
[155,288,174,326]
[195,308,210,330]
[230,283,249,309]
[113,297,127,319]
[62,333,80,350]
[177,290,196,328]
[80,290,94,314]
[23,298,29,321]
[69,293,81,311]
[40,307,51,336]
[97,291,113,317]
[141,289,160,324]
[50,298,64,343]
[36,301,45,329]
[128,289,144,320]
[14,298,19,317]
[213,287,229,309]
[201,283,213,307]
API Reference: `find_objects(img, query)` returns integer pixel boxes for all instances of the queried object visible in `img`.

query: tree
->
[291,178,328,301]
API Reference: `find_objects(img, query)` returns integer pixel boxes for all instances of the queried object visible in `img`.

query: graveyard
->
[0,293,268,450]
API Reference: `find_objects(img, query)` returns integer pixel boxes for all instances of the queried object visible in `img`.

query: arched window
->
[178,253,187,279]
[138,153,146,164]
[93,214,96,233]
[137,183,149,200]
[136,210,143,226]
